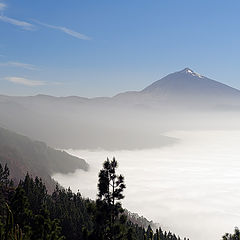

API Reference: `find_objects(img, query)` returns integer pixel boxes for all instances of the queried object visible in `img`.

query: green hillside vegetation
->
[0,127,88,191]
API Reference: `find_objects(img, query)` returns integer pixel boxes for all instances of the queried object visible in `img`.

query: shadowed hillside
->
[0,127,88,191]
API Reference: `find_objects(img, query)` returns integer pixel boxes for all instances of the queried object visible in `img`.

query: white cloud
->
[34,20,91,40]
[0,2,6,11]
[5,77,45,86]
[0,61,38,70]
[0,15,34,30]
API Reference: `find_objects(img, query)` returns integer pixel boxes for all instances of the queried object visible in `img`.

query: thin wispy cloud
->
[34,20,91,40]
[0,15,34,30]
[0,61,38,70]
[0,3,89,39]
[51,81,63,86]
[0,2,34,30]
[0,2,6,11]
[5,77,45,86]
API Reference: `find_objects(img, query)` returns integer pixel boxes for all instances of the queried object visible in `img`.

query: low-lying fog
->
[53,130,240,240]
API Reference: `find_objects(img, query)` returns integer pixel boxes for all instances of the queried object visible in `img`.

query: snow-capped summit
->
[180,68,203,78]
[181,67,194,74]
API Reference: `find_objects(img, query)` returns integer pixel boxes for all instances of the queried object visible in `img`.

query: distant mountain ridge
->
[1,67,240,109]
[0,68,240,150]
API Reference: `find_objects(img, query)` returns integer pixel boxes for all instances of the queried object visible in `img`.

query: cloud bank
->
[53,130,240,240]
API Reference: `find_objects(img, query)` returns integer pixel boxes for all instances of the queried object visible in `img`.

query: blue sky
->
[0,0,240,97]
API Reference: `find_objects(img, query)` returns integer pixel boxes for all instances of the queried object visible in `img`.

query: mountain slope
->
[114,68,240,109]
[0,127,89,191]
[142,68,240,97]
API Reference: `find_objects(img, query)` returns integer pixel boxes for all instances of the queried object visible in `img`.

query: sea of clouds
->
[53,131,240,240]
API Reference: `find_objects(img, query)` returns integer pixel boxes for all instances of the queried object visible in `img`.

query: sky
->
[0,0,240,97]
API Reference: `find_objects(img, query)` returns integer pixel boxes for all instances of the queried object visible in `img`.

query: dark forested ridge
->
[0,127,88,191]
[0,161,189,240]
[0,161,238,239]
[124,210,158,231]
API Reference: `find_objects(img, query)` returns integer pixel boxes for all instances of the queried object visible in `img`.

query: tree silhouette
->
[97,157,126,240]
[222,227,240,240]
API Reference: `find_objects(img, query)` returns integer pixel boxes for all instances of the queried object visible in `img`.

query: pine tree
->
[0,203,23,240]
[0,164,10,188]
[97,157,126,240]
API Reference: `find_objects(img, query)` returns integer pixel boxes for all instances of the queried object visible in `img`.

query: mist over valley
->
[53,130,240,240]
